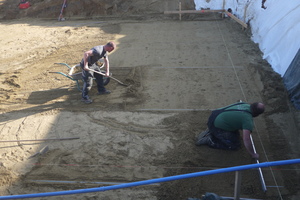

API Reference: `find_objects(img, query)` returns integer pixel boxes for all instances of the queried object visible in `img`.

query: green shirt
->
[213,103,253,132]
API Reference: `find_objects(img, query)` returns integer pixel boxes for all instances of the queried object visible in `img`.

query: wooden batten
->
[164,0,247,30]
[225,11,248,29]
[164,9,225,15]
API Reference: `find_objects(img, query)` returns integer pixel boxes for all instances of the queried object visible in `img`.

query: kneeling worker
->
[196,102,265,159]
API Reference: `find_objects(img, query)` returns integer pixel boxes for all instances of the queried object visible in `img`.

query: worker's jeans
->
[81,64,105,100]
[209,128,240,150]
[206,108,241,150]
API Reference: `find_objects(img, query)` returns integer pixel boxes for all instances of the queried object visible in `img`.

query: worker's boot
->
[195,129,212,146]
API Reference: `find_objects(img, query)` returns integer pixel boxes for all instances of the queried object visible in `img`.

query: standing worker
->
[80,42,116,104]
[195,102,265,159]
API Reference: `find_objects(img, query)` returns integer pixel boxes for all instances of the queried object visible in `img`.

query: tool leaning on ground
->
[58,0,67,21]
[88,68,129,86]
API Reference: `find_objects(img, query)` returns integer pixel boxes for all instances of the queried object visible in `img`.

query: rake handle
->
[89,69,128,86]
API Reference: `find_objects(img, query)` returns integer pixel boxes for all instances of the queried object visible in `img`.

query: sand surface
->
[0,2,299,199]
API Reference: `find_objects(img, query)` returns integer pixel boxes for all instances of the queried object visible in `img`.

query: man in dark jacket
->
[196,102,265,159]
[80,42,116,104]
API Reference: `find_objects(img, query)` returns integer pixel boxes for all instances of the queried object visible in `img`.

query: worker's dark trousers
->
[209,128,240,150]
[81,64,105,100]
[206,108,241,150]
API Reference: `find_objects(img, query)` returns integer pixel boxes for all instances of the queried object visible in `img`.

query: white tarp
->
[194,0,300,76]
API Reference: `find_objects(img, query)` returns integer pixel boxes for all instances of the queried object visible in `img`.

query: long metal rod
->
[0,137,80,143]
[250,135,267,192]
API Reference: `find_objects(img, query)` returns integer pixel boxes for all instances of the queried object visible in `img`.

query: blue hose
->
[0,159,299,199]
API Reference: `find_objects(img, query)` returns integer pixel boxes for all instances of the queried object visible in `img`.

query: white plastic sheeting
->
[194,0,300,76]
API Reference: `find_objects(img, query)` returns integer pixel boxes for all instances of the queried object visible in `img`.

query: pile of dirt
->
[0,0,195,20]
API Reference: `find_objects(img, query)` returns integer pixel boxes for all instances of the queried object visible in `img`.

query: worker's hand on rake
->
[88,68,106,76]
[89,68,128,86]
[84,67,91,71]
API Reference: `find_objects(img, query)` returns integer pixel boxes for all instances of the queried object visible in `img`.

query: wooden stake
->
[222,0,226,18]
[179,2,181,21]
[234,171,242,200]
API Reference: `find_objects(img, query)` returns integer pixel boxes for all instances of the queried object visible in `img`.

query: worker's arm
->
[103,57,110,76]
[83,50,94,71]
[242,129,259,159]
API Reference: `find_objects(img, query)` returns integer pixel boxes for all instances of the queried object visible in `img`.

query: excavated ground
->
[0,0,299,199]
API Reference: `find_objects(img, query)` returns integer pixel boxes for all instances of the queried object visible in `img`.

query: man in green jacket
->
[196,102,265,159]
